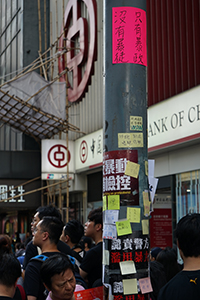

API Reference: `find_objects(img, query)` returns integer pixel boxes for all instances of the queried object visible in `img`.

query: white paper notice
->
[103,249,110,265]
[149,176,159,202]
[119,260,136,275]
[148,159,159,202]
[105,210,119,224]
[103,224,117,239]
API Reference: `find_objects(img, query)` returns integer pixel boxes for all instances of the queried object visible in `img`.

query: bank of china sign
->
[42,140,75,180]
[148,86,200,152]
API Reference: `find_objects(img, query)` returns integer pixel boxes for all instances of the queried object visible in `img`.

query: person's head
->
[31,205,62,233]
[176,213,200,258]
[79,236,93,251]
[150,247,162,261]
[40,253,76,300]
[0,253,21,296]
[0,234,12,255]
[156,247,180,282]
[84,207,103,241]
[61,220,84,245]
[33,216,63,248]
[150,260,167,300]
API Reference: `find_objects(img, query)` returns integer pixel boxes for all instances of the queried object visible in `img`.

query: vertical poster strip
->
[112,7,147,66]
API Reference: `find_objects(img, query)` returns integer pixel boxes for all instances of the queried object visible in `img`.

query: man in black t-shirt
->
[60,219,85,266]
[0,253,21,300]
[158,213,200,300]
[24,216,64,300]
[23,205,72,269]
[79,207,103,288]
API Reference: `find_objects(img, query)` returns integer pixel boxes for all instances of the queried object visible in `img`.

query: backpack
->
[31,254,88,290]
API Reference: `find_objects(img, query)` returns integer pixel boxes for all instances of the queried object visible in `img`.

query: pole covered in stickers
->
[103,0,150,299]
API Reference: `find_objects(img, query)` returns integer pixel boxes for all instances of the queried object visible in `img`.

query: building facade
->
[0,0,50,238]
[0,0,200,247]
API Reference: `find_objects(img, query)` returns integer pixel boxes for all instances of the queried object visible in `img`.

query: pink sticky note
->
[112,7,147,66]
[139,277,153,294]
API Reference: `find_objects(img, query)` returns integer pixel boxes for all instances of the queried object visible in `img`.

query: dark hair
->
[88,207,103,226]
[40,253,74,290]
[64,220,84,244]
[40,216,63,244]
[0,234,12,255]
[176,213,200,257]
[150,261,167,300]
[80,236,93,249]
[36,205,62,221]
[0,253,21,287]
[156,247,180,282]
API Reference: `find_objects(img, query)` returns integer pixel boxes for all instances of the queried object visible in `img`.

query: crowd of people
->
[1,207,200,300]
[0,205,103,300]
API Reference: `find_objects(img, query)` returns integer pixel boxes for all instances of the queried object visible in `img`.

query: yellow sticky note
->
[115,219,132,236]
[108,195,120,210]
[125,161,140,178]
[145,161,148,176]
[119,260,136,275]
[118,133,144,148]
[103,196,107,211]
[143,191,150,216]
[127,207,141,223]
[130,116,143,131]
[123,278,138,295]
[142,219,149,235]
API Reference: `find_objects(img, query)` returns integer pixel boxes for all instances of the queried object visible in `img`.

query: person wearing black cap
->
[150,247,162,261]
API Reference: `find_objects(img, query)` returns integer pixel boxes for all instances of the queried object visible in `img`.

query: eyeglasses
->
[33,227,44,234]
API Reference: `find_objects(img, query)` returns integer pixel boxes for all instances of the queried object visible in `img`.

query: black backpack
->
[31,254,88,291]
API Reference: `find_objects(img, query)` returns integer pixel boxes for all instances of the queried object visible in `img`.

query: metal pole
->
[103,1,149,299]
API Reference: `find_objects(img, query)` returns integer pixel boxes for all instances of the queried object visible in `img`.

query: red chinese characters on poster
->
[112,7,147,66]
[150,208,173,249]
[103,150,139,203]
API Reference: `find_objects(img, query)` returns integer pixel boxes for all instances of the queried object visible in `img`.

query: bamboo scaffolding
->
[63,0,70,223]
[0,31,65,89]
[44,0,47,61]
[38,0,42,75]
[0,9,84,221]
[38,50,48,80]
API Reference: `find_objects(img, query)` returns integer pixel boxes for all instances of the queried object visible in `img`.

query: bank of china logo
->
[58,0,97,103]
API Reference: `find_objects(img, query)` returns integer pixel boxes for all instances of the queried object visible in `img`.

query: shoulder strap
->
[17,284,26,300]
[31,254,49,262]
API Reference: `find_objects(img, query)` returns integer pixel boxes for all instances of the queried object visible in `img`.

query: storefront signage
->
[41,140,74,180]
[148,86,200,152]
[75,129,103,171]
[0,185,25,202]
[0,179,41,208]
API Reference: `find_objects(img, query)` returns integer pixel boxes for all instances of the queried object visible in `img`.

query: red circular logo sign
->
[58,0,97,103]
[80,140,88,163]
[48,145,71,168]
